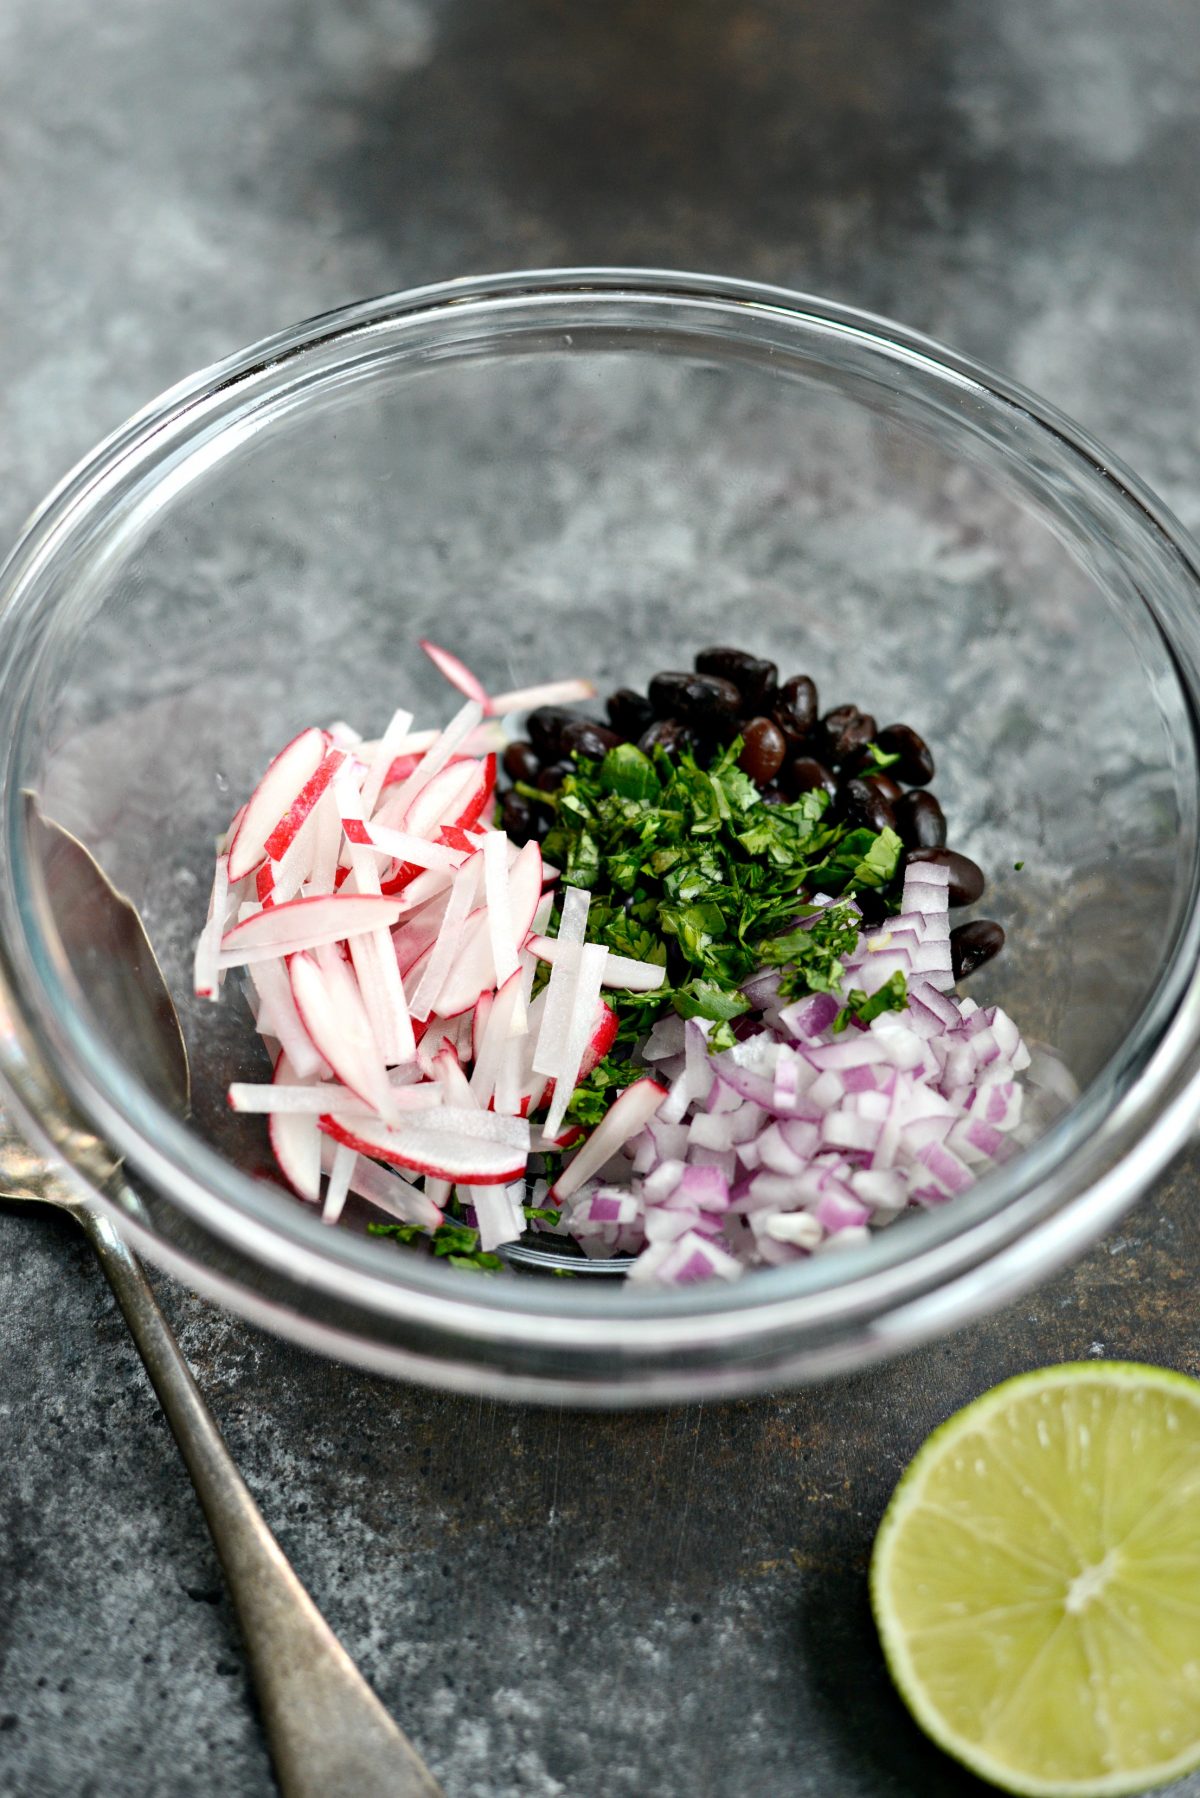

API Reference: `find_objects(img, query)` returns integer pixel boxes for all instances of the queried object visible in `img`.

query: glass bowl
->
[2,269,1200,1406]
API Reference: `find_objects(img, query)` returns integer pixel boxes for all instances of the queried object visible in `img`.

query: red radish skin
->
[262,747,347,862]
[227,726,327,882]
[319,1114,527,1184]
[289,952,391,1115]
[551,1077,668,1202]
[419,639,489,707]
[220,892,402,957]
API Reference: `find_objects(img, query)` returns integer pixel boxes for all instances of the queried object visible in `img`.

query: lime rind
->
[870,1362,1200,1798]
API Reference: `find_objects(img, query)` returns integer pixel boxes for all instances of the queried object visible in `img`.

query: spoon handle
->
[81,1208,444,1798]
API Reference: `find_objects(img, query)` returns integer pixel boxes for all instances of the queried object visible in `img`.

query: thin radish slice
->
[319,1110,529,1184]
[358,825,465,871]
[320,1141,442,1229]
[220,893,401,960]
[468,1181,526,1252]
[526,934,666,992]
[228,726,327,882]
[193,853,231,999]
[532,885,591,1078]
[307,787,343,897]
[543,941,609,1140]
[421,841,543,1019]
[268,803,323,905]
[247,956,326,1080]
[551,1077,668,1202]
[385,698,484,822]
[359,706,414,821]
[263,747,347,863]
[289,951,391,1115]
[483,828,520,990]
[468,969,527,1107]
[377,757,483,842]
[419,639,489,707]
[228,1081,442,1114]
[268,1054,322,1201]
[322,1143,357,1224]
[410,856,480,1020]
[488,677,596,715]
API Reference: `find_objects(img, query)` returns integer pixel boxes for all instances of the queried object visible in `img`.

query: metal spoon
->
[1,805,443,1798]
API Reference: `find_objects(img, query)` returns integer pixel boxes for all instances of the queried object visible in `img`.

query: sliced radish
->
[267,1054,322,1201]
[532,885,591,1079]
[526,934,666,992]
[227,727,327,882]
[193,853,231,999]
[383,698,484,824]
[487,677,596,715]
[220,893,402,961]
[319,1110,529,1184]
[320,1140,443,1229]
[322,1142,357,1224]
[483,827,520,990]
[421,840,543,1019]
[551,1077,668,1202]
[246,956,326,1079]
[544,940,609,1140]
[468,969,527,1107]
[468,1180,526,1252]
[358,824,465,871]
[262,746,347,863]
[358,706,415,821]
[228,1080,442,1114]
[289,950,390,1114]
[409,855,481,1020]
[419,638,489,707]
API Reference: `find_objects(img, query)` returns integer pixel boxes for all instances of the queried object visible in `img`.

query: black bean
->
[638,719,696,760]
[738,717,787,785]
[785,756,838,802]
[864,771,905,805]
[605,687,654,740]
[821,704,877,764]
[536,759,575,794]
[771,675,819,741]
[876,722,935,786]
[837,777,897,836]
[906,846,985,906]
[502,740,541,784]
[500,791,535,842]
[951,919,1006,979]
[527,706,578,760]
[759,785,787,806]
[648,672,742,726]
[560,719,623,760]
[854,887,890,926]
[694,647,779,709]
[896,790,947,850]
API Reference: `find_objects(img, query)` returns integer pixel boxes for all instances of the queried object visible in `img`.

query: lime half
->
[870,1363,1200,1796]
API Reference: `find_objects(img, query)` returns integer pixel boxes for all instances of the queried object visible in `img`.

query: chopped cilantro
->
[863,741,903,771]
[831,970,909,1033]
[1014,860,1025,872]
[537,739,906,1075]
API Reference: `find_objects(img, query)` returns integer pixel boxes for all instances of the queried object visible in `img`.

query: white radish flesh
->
[289,951,391,1115]
[220,893,401,960]
[227,727,327,882]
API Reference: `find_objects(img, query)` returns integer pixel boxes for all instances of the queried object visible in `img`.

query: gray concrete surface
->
[2,1,1200,1793]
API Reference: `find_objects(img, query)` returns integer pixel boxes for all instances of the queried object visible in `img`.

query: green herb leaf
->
[831,971,909,1033]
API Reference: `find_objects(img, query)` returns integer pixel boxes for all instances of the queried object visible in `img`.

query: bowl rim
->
[3,265,1200,1395]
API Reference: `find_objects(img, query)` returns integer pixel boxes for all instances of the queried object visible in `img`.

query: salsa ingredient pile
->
[195,641,1045,1281]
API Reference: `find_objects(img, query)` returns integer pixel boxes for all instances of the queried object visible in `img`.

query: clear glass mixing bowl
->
[2,270,1200,1405]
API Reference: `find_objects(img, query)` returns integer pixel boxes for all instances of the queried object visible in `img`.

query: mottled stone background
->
[2,2,1200,1794]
